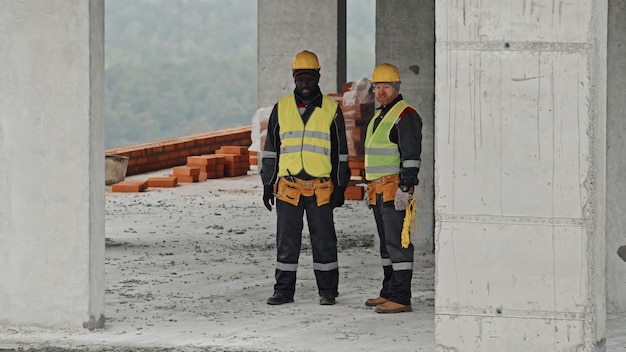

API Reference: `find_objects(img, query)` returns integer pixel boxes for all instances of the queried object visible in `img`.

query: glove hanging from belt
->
[401,194,418,249]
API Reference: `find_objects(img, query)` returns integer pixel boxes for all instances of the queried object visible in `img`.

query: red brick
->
[204,170,220,179]
[172,166,200,176]
[187,156,217,166]
[348,157,365,170]
[111,180,148,193]
[147,177,178,188]
[130,149,146,157]
[224,167,248,177]
[218,146,249,155]
[147,145,164,154]
[187,163,210,172]
[170,174,199,183]
[219,154,242,163]
[344,185,365,200]
[350,168,362,177]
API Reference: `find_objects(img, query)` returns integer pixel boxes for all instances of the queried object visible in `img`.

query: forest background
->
[105,0,375,148]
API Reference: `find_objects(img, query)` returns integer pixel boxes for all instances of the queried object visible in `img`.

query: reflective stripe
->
[280,130,330,141]
[366,165,400,174]
[276,262,298,271]
[304,130,330,140]
[381,258,392,266]
[281,144,330,156]
[281,145,303,154]
[263,151,277,159]
[280,130,305,139]
[392,262,413,271]
[365,147,399,156]
[339,154,349,162]
[402,160,420,168]
[313,261,338,271]
[302,144,330,155]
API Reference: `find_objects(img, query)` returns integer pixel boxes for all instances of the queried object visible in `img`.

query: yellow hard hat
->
[292,50,321,71]
[371,63,401,83]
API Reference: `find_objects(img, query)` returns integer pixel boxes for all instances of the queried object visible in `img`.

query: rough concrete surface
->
[0,170,624,351]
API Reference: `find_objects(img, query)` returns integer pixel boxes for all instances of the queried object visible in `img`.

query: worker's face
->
[373,83,398,106]
[294,74,319,99]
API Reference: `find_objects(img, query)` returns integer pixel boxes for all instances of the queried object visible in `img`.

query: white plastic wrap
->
[248,106,273,153]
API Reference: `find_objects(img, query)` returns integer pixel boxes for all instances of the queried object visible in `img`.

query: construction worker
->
[260,50,350,306]
[364,63,423,313]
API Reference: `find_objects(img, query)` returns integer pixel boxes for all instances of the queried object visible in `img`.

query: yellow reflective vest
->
[364,100,411,180]
[277,94,338,177]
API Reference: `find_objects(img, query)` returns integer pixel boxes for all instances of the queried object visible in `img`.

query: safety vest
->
[364,100,411,180]
[277,94,338,177]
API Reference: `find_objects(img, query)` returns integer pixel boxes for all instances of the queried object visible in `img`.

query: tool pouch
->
[276,177,301,206]
[314,178,333,207]
[366,184,377,206]
[367,174,400,205]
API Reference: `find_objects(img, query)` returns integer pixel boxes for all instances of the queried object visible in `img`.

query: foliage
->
[105,0,374,148]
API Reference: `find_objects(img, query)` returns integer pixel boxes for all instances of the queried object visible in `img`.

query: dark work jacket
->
[260,87,351,191]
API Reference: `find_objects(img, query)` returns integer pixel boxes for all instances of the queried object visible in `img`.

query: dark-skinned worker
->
[260,50,350,306]
[364,63,423,313]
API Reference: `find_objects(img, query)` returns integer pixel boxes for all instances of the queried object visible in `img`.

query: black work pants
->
[372,193,414,305]
[273,194,339,298]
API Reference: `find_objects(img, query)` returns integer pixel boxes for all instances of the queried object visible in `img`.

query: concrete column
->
[375,0,436,252]
[257,0,346,108]
[0,0,105,329]
[434,1,607,350]
[607,0,626,314]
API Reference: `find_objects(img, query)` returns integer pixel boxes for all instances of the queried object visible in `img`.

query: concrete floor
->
[0,170,624,351]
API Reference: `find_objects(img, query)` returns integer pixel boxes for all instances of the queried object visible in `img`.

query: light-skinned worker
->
[364,63,423,313]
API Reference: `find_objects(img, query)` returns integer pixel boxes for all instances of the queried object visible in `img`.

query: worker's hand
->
[394,188,409,211]
[331,187,345,209]
[263,185,274,211]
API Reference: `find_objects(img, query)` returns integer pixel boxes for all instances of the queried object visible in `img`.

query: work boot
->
[319,295,336,305]
[374,301,412,313]
[364,296,388,307]
[266,292,294,305]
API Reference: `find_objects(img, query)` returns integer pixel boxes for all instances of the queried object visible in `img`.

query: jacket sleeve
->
[260,103,280,186]
[330,105,351,190]
[394,107,423,187]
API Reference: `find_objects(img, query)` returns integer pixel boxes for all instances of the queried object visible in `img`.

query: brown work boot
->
[374,301,412,313]
[364,296,388,307]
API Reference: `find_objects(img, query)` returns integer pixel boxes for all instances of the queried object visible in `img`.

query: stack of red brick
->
[111,145,251,193]
[328,80,375,201]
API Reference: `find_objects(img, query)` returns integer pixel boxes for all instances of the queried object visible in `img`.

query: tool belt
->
[366,174,400,206]
[276,177,334,207]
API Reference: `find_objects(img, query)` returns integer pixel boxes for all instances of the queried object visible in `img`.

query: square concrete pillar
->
[257,0,346,108]
[607,0,626,314]
[0,0,105,329]
[375,0,435,252]
[434,1,606,350]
